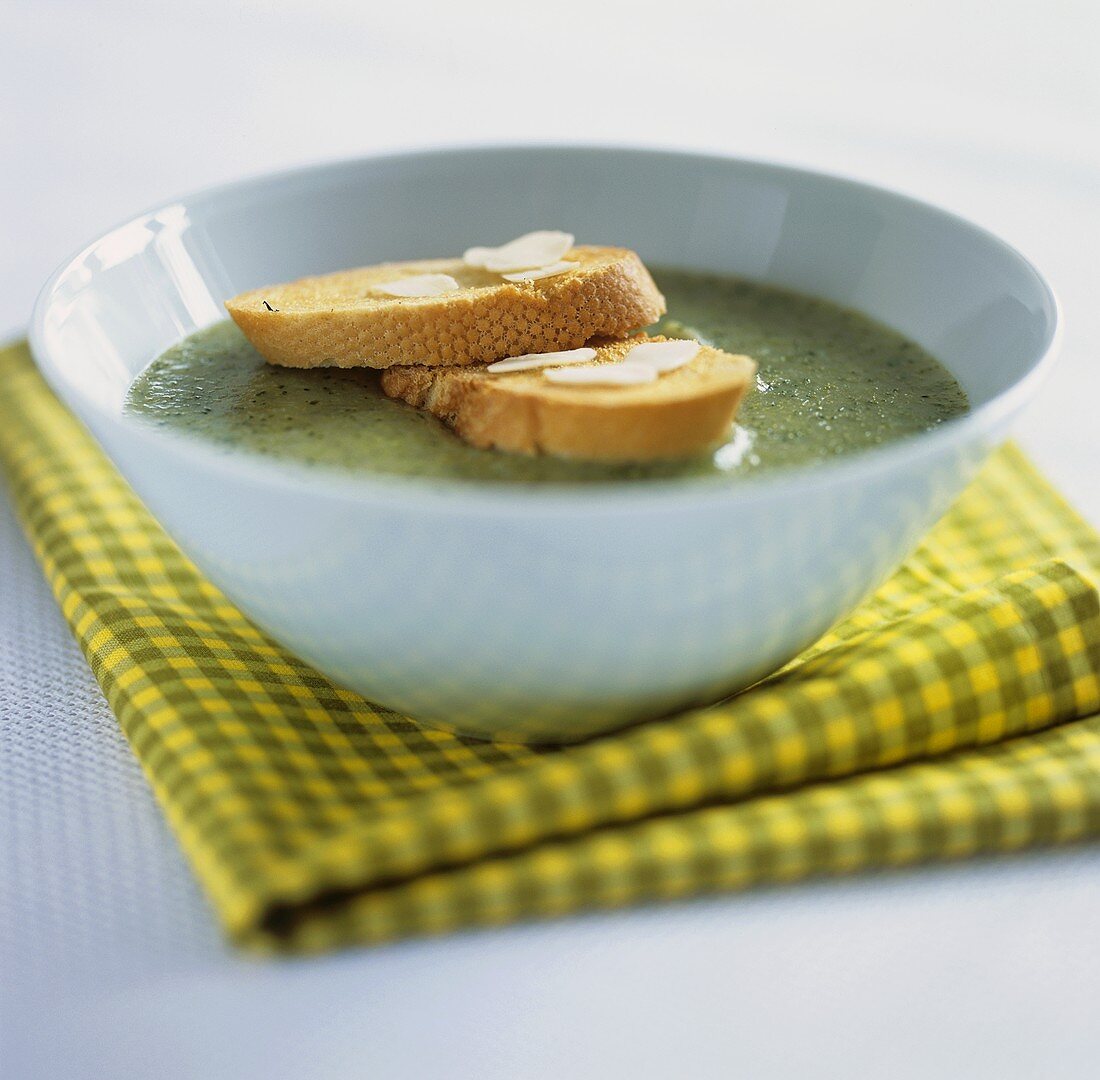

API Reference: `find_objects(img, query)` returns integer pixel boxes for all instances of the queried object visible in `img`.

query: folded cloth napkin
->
[2,339,1098,953]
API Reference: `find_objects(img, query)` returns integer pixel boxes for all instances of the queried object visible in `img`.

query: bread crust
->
[380,337,757,461]
[225,247,665,369]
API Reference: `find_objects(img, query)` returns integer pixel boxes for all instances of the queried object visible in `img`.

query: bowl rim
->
[28,142,1064,514]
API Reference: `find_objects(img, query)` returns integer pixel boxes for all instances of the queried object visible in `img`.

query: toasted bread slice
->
[380,337,757,461]
[225,247,665,370]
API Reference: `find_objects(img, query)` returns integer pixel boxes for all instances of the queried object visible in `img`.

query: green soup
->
[126,269,968,483]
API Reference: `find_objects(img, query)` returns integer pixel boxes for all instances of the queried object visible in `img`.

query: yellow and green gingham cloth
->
[2,339,1099,953]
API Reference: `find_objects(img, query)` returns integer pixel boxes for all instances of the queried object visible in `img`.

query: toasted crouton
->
[380,337,756,461]
[225,247,664,369]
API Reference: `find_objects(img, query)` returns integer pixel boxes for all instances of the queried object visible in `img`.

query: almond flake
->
[487,347,597,374]
[463,230,574,272]
[624,339,701,372]
[374,274,459,298]
[544,363,658,386]
[501,261,579,283]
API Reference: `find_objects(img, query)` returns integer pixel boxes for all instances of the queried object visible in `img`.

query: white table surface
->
[3,2,1099,1076]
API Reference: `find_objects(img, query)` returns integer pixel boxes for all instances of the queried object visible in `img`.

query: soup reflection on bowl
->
[31,147,1060,742]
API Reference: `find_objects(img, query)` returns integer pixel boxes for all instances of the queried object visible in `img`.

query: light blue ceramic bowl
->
[30,146,1061,742]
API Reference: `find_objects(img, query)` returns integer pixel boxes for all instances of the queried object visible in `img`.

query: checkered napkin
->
[2,339,1099,952]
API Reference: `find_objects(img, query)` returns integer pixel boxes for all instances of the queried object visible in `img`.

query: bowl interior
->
[34,146,1057,446]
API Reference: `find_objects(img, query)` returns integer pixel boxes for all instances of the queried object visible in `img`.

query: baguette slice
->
[225,247,665,370]
[380,337,757,461]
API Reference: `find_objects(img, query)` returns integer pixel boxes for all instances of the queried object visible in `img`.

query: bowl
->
[30,146,1061,743]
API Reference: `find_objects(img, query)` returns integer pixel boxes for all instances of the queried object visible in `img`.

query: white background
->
[3,1,1099,1077]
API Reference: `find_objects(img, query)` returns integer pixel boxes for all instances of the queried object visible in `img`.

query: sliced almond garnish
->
[463,230,574,273]
[487,347,597,374]
[541,341,702,387]
[624,339,701,372]
[544,363,658,386]
[374,274,460,298]
[501,261,579,283]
